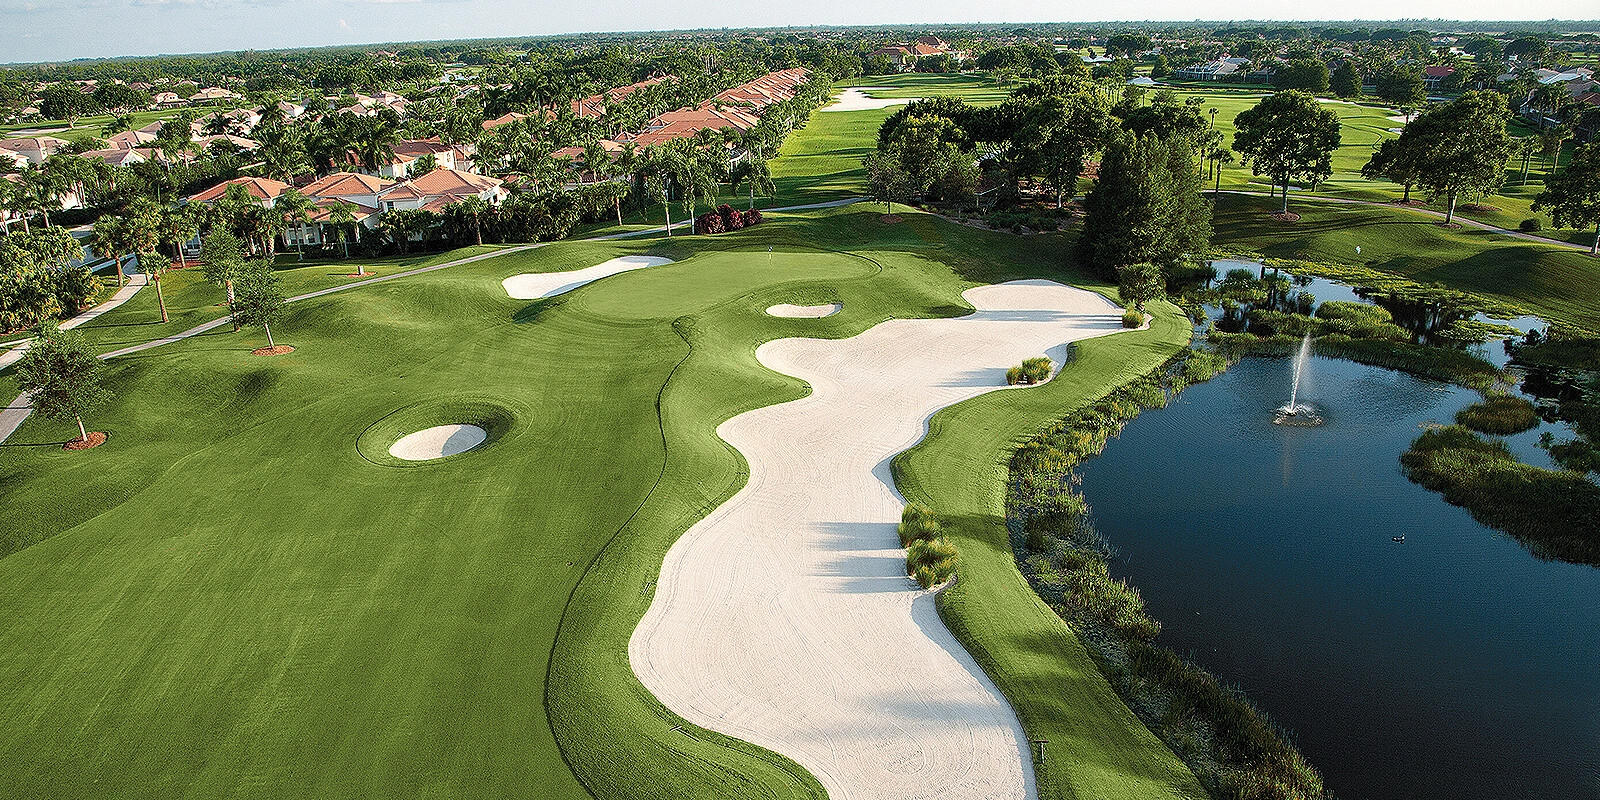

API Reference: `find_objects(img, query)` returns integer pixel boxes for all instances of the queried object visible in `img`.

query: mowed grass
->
[1213,193,1600,332]
[0,206,1201,799]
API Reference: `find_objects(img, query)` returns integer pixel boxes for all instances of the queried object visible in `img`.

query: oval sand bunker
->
[766,302,841,318]
[388,424,488,461]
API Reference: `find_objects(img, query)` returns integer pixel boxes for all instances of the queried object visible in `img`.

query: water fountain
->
[1274,334,1324,426]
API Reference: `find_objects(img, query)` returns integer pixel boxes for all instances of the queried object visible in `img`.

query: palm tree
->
[645,173,672,237]
[452,195,489,246]
[123,197,167,321]
[162,203,200,271]
[276,189,315,261]
[1210,148,1235,198]
[20,165,63,228]
[90,215,130,287]
[326,201,358,263]
[731,157,775,210]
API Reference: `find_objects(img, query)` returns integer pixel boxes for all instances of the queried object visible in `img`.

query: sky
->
[1,0,1597,65]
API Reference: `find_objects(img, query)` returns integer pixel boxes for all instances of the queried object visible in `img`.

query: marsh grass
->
[1455,395,1540,435]
[1402,426,1600,566]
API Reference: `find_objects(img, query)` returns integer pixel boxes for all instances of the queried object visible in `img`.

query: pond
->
[1075,354,1600,800]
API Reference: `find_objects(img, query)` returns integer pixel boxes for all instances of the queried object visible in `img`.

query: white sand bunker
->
[502,255,674,299]
[632,280,1138,800]
[821,87,918,112]
[388,424,487,461]
[766,302,841,318]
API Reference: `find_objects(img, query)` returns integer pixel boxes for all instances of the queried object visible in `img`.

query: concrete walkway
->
[0,199,868,443]
[0,273,149,443]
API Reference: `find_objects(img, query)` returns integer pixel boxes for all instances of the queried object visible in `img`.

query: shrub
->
[53,266,104,315]
[743,208,763,226]
[696,212,725,234]
[1122,308,1143,328]
[906,537,958,588]
[897,502,941,546]
[721,205,744,230]
[1006,356,1054,385]
[1518,217,1542,232]
[1455,395,1540,435]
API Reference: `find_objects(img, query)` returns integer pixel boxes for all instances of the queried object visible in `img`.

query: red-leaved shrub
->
[697,212,726,234]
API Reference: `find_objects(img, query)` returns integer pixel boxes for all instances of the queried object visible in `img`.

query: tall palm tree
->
[276,189,315,261]
[162,203,200,271]
[123,197,167,321]
[452,195,488,246]
[326,201,358,263]
[90,215,130,287]
[731,157,775,210]
[20,165,63,228]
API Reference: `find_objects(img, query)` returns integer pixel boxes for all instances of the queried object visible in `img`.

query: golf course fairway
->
[0,207,1200,799]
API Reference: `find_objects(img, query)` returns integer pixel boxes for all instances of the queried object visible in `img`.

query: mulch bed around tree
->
[1392,199,1427,207]
[1437,222,1463,230]
[1460,203,1498,213]
[251,345,296,356]
[63,432,107,451]
[1270,212,1302,222]
[879,214,903,224]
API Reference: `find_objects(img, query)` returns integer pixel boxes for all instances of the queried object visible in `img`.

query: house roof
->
[187,176,291,203]
[570,76,674,118]
[1424,66,1456,78]
[482,111,528,130]
[0,136,69,152]
[79,148,145,167]
[107,130,158,149]
[302,171,395,197]
[306,198,378,222]
[398,168,502,197]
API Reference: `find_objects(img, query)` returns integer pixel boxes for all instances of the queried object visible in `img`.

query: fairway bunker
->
[388,424,488,461]
[821,87,919,112]
[357,398,519,467]
[502,255,674,299]
[766,302,841,318]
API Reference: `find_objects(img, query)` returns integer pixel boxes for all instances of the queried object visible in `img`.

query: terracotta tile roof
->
[0,136,69,152]
[400,168,502,196]
[570,75,673,118]
[482,112,528,130]
[306,198,378,222]
[187,176,291,203]
[301,171,394,197]
[79,148,145,167]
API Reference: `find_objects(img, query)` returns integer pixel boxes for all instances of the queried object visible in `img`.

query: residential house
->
[1174,57,1251,81]
[107,130,159,150]
[79,148,147,168]
[570,76,673,118]
[482,111,529,130]
[0,136,69,165]
[1423,66,1457,91]
[152,91,185,109]
[186,176,292,212]
[189,86,241,104]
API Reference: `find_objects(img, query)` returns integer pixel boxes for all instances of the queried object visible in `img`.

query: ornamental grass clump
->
[906,537,958,589]
[897,502,941,546]
[1006,356,1054,385]
[1455,395,1540,435]
[1122,308,1144,328]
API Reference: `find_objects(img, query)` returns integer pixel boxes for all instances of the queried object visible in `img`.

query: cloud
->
[338,16,350,28]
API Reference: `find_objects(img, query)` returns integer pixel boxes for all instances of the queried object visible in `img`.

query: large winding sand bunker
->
[821,87,919,112]
[632,280,1140,800]
[501,255,674,299]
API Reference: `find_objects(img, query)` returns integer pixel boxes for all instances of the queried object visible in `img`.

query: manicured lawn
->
[0,206,1201,799]
[1212,193,1600,333]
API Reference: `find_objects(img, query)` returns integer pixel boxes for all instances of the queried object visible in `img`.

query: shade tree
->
[1533,142,1600,255]
[14,323,111,444]
[1231,90,1342,214]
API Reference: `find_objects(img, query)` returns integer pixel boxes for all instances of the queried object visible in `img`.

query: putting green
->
[0,208,1199,800]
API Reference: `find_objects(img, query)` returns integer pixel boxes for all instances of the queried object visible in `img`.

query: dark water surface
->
[1075,355,1600,800]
